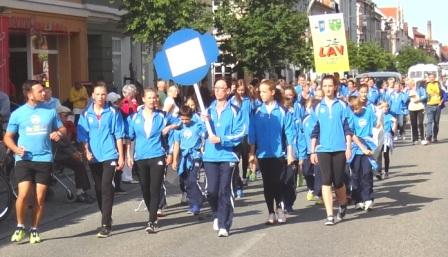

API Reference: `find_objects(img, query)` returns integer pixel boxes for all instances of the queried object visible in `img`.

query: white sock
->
[17,224,25,228]
[30,227,37,231]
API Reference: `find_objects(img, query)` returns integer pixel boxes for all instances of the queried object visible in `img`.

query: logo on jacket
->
[358,119,367,128]
[30,115,41,125]
[183,129,193,139]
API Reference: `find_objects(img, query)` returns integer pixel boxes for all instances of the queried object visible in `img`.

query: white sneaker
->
[393,136,398,141]
[180,192,188,204]
[266,213,276,225]
[355,202,365,210]
[276,208,286,224]
[217,228,229,237]
[421,140,428,145]
[213,218,219,231]
[364,200,374,211]
[402,136,406,141]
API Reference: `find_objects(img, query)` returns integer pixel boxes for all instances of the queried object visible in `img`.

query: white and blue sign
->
[154,28,219,86]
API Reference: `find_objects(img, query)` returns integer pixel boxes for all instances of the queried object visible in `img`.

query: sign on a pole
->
[154,28,219,85]
[309,13,350,74]
[153,28,219,136]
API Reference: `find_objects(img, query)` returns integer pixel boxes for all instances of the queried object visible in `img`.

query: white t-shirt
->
[163,96,179,116]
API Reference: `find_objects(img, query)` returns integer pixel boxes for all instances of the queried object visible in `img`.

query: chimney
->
[427,20,432,41]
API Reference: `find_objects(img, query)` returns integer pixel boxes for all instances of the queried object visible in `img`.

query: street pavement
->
[1,111,448,257]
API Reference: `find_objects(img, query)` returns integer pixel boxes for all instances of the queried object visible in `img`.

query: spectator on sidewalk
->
[423,73,445,144]
[0,89,10,131]
[54,105,94,204]
[69,82,89,125]
[407,80,427,144]
[119,84,139,184]
[157,80,168,108]
[42,87,62,109]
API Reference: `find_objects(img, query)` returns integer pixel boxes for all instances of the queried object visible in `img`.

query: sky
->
[373,0,448,45]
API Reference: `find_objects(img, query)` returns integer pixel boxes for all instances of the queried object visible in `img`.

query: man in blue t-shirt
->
[4,80,66,244]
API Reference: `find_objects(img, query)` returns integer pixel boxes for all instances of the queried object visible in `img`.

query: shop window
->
[9,34,27,48]
[112,37,122,90]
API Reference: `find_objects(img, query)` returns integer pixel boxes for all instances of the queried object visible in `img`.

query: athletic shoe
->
[384,172,389,179]
[393,136,398,141]
[324,216,335,225]
[402,136,406,141]
[314,197,323,205]
[213,218,219,231]
[76,193,95,204]
[306,190,314,201]
[242,178,248,186]
[375,173,383,181]
[11,227,26,243]
[355,202,365,210]
[145,222,157,234]
[277,208,286,224]
[96,225,111,238]
[336,204,347,220]
[217,228,229,237]
[265,213,276,225]
[29,229,41,244]
[236,189,244,199]
[157,209,166,217]
[122,179,139,184]
[364,200,374,211]
[187,205,200,215]
[421,140,429,145]
[180,192,188,205]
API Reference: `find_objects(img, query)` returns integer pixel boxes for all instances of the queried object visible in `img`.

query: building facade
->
[0,0,153,103]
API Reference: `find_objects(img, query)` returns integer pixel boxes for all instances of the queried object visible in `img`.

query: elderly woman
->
[119,84,139,184]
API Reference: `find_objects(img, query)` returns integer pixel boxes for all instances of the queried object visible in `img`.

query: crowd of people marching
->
[2,71,446,243]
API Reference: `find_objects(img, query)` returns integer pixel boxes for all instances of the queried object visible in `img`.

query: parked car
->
[355,71,402,88]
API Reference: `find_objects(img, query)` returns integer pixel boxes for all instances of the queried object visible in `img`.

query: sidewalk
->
[0,166,183,242]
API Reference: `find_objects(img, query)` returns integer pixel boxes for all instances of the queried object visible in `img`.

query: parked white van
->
[407,64,441,82]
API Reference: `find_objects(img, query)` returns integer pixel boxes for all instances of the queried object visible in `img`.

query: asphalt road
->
[1,112,448,257]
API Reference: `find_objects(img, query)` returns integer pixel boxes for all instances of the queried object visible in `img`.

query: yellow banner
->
[309,13,350,74]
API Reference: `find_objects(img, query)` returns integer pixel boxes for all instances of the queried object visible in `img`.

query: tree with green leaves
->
[346,42,397,72]
[355,42,393,72]
[395,46,437,74]
[119,0,213,48]
[214,0,311,77]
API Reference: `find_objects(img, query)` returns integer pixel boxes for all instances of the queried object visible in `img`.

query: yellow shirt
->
[69,86,88,109]
[426,81,441,106]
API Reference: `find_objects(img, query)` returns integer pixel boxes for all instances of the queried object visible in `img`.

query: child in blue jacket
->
[172,106,206,215]
[388,82,409,140]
